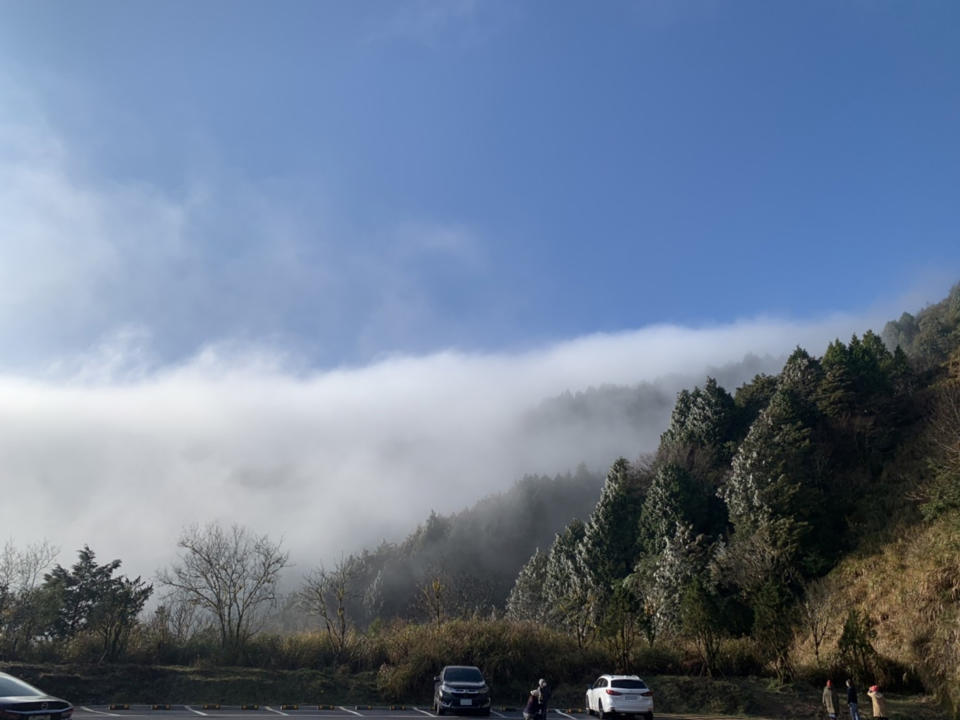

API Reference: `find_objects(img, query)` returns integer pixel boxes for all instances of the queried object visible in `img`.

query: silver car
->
[0,672,73,720]
[585,674,653,720]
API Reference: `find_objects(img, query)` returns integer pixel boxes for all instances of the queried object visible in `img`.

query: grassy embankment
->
[790,511,960,719]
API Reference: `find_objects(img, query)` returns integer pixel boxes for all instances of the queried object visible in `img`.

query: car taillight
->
[605,690,622,696]
[640,691,652,697]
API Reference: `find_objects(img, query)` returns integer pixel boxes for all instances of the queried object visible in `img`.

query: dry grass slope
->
[791,512,960,718]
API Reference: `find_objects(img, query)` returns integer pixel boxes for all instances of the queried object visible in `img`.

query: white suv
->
[585,675,653,720]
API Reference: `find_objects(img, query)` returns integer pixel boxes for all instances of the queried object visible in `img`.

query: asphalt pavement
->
[73,708,584,720]
[72,707,765,720]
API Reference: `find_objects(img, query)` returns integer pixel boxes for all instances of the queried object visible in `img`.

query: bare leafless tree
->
[151,588,211,647]
[0,539,59,592]
[798,575,837,665]
[299,558,355,659]
[930,380,960,479]
[0,539,59,656]
[418,574,447,626]
[157,522,289,663]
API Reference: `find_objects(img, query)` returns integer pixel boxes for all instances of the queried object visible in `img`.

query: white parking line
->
[412,708,435,717]
[80,709,122,717]
[265,709,289,717]
[491,711,507,718]
[555,712,577,720]
[185,707,208,716]
[338,707,363,717]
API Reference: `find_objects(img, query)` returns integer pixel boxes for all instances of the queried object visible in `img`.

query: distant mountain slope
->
[330,466,605,625]
[517,353,785,469]
[882,283,960,366]
[310,353,786,627]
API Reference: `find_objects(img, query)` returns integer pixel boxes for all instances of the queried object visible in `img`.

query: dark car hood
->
[0,695,71,705]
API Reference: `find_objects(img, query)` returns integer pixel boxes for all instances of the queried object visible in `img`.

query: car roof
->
[443,665,481,670]
[599,674,642,680]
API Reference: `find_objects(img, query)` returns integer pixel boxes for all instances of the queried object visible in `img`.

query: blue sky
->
[1,0,958,369]
[1,1,959,575]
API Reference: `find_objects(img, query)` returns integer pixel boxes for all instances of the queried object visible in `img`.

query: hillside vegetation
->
[303,466,606,627]
[504,283,960,716]
[1,286,959,719]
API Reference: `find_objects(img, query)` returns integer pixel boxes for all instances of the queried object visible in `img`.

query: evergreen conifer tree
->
[506,549,548,622]
[576,459,643,605]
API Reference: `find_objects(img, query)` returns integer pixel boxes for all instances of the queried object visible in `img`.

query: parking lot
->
[73,707,588,720]
[71,708,755,720]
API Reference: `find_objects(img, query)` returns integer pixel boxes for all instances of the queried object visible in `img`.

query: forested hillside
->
[296,354,785,629]
[2,287,959,718]
[301,354,789,629]
[507,283,960,713]
[293,467,606,628]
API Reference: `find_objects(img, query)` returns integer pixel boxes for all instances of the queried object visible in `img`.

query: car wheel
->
[585,696,592,716]
[598,704,605,720]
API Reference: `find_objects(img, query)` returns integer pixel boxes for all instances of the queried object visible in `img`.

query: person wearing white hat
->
[537,679,551,720]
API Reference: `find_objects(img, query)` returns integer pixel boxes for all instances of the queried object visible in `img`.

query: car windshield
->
[611,679,647,690]
[444,667,484,683]
[0,676,43,697]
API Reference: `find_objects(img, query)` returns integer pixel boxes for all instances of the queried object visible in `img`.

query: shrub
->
[372,618,608,704]
[714,637,767,677]
[630,644,683,675]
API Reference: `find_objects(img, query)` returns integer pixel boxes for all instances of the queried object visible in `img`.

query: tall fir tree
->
[576,458,644,603]
[542,519,592,646]
[506,549,548,622]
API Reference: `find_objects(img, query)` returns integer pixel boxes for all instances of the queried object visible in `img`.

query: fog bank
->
[0,313,878,581]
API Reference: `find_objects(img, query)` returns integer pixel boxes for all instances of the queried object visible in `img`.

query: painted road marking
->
[80,709,122,717]
[265,709,289,717]
[338,708,363,717]
[185,707,208,716]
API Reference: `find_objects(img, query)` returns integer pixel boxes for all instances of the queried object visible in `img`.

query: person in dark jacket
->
[537,679,551,720]
[845,679,861,720]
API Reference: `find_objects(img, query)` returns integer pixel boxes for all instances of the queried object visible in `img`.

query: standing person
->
[867,685,888,720]
[823,680,840,720]
[523,686,541,720]
[845,679,861,720]
[537,679,551,720]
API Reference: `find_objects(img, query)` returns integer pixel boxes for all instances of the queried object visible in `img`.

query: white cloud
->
[0,76,935,589]
[0,97,493,371]
[0,308,880,584]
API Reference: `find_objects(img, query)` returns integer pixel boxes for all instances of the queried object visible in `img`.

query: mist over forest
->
[520,352,784,471]
[3,284,960,720]
[0,319,832,583]
[2,4,959,717]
